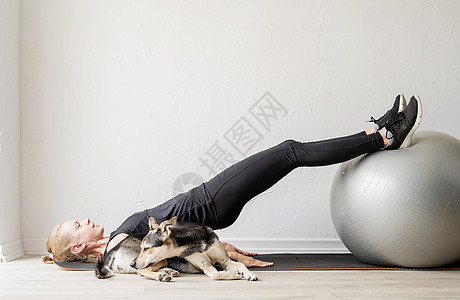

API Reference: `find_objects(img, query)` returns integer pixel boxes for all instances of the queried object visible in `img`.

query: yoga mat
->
[54,254,460,271]
[250,254,460,271]
[54,261,96,271]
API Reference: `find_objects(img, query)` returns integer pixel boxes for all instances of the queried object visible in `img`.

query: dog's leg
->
[158,267,180,277]
[206,240,258,281]
[146,259,168,271]
[137,268,173,282]
[136,260,174,282]
[186,253,241,280]
[199,262,236,280]
[222,260,258,281]
[144,259,179,277]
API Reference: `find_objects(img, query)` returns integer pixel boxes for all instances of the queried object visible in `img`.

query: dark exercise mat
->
[54,261,96,271]
[54,254,460,271]
[251,254,460,271]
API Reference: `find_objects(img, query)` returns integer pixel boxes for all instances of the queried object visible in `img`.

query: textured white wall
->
[21,0,460,253]
[0,0,22,261]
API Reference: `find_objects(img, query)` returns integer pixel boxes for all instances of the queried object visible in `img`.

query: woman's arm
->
[221,241,274,267]
[106,233,128,253]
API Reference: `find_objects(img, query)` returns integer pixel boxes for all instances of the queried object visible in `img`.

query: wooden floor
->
[1,255,460,299]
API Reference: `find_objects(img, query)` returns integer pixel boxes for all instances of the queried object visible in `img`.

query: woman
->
[43,95,422,267]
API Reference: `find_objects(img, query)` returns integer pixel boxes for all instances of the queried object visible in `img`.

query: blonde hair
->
[42,221,98,263]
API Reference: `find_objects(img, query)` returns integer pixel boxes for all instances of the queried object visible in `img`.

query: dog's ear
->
[159,217,177,238]
[149,217,159,230]
[167,216,177,227]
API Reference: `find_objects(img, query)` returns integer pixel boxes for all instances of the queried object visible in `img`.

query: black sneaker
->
[384,95,423,150]
[369,94,407,129]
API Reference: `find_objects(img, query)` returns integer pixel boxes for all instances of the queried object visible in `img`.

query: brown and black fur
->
[131,217,258,281]
[95,233,198,282]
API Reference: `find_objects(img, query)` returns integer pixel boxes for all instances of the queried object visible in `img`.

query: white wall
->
[21,0,460,254]
[0,0,23,262]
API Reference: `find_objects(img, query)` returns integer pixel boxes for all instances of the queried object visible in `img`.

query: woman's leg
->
[206,131,384,229]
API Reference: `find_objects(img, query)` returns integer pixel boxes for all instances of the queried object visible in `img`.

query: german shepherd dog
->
[131,217,258,281]
[95,217,258,281]
[95,232,187,282]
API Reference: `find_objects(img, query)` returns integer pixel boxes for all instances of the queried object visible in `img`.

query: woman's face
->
[62,218,104,244]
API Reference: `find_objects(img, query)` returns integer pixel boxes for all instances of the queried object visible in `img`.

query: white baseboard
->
[0,239,25,262]
[22,238,350,256]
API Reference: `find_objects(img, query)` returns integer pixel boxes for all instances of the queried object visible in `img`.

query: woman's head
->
[43,218,105,263]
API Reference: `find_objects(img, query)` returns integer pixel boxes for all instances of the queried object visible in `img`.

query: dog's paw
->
[235,270,245,279]
[160,267,180,277]
[158,273,172,282]
[137,269,173,282]
[243,271,258,281]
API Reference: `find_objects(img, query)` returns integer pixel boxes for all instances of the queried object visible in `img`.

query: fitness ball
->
[330,131,460,268]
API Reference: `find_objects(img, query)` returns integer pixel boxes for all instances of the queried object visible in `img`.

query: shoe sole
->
[400,95,423,149]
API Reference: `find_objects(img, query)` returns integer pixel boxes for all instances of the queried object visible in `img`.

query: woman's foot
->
[369,94,407,130]
[384,95,423,150]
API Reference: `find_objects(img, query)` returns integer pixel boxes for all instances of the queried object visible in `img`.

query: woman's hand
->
[221,241,273,268]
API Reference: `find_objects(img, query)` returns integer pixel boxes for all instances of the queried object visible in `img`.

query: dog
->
[131,217,258,281]
[95,217,257,281]
[95,231,187,282]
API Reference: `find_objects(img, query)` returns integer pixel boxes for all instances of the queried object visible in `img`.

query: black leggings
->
[205,131,384,228]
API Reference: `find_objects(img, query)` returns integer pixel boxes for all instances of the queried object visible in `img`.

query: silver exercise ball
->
[330,131,460,268]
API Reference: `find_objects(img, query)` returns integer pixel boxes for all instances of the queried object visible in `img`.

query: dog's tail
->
[95,256,113,279]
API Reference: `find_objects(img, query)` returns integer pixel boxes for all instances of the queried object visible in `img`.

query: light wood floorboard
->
[1,255,460,299]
